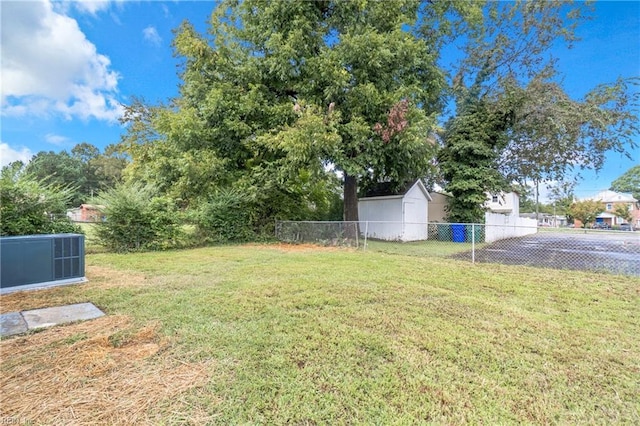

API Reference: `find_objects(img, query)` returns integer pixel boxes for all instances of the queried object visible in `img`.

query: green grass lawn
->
[2,244,638,424]
[364,239,484,257]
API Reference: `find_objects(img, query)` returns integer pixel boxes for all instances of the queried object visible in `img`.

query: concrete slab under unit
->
[22,303,105,330]
[0,312,28,337]
[0,277,88,295]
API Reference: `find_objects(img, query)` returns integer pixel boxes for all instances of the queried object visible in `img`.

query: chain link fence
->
[275,221,640,276]
[275,221,361,247]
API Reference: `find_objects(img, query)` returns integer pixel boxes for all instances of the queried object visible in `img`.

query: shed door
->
[403,200,428,241]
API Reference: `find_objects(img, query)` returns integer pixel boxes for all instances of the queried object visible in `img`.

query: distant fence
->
[275,221,361,247]
[484,212,537,242]
[275,221,639,276]
[275,220,525,246]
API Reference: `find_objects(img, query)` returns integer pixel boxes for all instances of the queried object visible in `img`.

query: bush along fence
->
[275,221,640,277]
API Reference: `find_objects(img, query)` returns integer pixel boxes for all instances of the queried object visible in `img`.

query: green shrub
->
[193,189,255,243]
[0,169,81,236]
[94,184,183,252]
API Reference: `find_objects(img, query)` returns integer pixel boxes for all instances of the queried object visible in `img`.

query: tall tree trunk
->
[343,173,359,222]
[343,173,359,242]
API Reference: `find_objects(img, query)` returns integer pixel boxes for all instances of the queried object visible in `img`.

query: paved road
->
[464,231,640,276]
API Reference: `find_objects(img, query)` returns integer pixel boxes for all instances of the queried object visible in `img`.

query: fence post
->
[354,221,359,248]
[471,223,475,264]
[364,221,369,252]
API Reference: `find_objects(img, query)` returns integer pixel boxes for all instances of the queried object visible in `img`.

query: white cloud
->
[54,0,123,16]
[161,4,170,18]
[143,25,162,46]
[45,133,70,146]
[0,0,123,122]
[73,0,113,15]
[0,143,34,167]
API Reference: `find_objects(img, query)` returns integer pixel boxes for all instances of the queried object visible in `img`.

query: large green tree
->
[87,143,128,195]
[120,0,480,222]
[21,144,128,207]
[610,165,640,200]
[440,1,638,221]
[500,76,639,186]
[439,97,514,222]
[569,200,604,229]
[24,150,86,207]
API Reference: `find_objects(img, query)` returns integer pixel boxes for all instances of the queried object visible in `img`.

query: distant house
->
[484,191,520,216]
[484,192,538,242]
[427,192,452,223]
[519,213,567,227]
[576,190,639,228]
[428,191,521,223]
[67,204,104,222]
[426,190,537,242]
[358,180,432,241]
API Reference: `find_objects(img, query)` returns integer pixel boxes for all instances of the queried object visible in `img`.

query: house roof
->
[430,190,453,198]
[585,190,637,203]
[360,180,432,201]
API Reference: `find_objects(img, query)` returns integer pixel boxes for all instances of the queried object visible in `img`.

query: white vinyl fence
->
[484,212,537,243]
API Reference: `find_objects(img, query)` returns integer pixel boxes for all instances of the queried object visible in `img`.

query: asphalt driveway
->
[466,231,640,276]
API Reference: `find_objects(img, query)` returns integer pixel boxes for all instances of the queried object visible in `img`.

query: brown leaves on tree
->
[373,99,410,143]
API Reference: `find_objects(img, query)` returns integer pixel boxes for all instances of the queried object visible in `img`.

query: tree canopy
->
[439,96,514,222]
[613,204,632,225]
[438,1,638,221]
[15,143,128,207]
[120,0,488,222]
[610,165,640,200]
[24,150,86,207]
[500,76,639,186]
[569,200,604,229]
[118,0,638,230]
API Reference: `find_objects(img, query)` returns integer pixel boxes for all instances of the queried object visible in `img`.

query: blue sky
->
[1,0,638,200]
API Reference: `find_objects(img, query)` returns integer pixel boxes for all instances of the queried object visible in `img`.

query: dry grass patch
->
[0,287,84,315]
[85,265,150,290]
[0,315,214,425]
[0,266,148,314]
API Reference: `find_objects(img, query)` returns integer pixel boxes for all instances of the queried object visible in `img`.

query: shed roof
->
[360,180,432,201]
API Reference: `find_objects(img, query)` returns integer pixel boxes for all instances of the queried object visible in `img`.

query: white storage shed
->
[358,180,431,241]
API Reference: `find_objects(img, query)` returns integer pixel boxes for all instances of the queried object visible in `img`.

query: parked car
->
[591,222,611,230]
[619,223,633,231]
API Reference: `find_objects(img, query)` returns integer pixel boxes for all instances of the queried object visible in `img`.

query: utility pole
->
[535,179,539,224]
